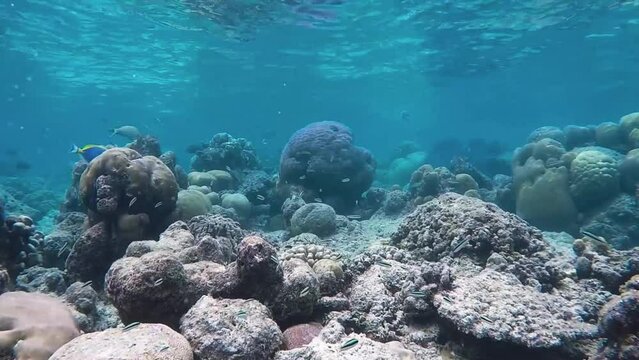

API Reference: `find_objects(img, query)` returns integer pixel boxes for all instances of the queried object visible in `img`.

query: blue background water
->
[0,0,638,182]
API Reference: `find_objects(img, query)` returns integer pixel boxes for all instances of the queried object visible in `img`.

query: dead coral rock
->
[50,323,192,360]
[435,269,598,348]
[391,193,558,287]
[274,319,440,360]
[0,291,80,360]
[65,221,112,283]
[392,193,546,260]
[180,296,282,360]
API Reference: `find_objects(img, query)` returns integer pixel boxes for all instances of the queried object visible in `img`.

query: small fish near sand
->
[111,125,141,140]
[70,144,108,163]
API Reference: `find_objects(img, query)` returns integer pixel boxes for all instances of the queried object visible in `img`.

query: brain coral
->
[569,149,620,209]
[279,121,376,211]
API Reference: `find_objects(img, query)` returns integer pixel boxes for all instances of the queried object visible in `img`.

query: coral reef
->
[190,132,259,172]
[279,121,376,211]
[66,147,178,282]
[0,213,42,279]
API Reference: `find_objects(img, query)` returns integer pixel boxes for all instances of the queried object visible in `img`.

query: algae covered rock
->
[105,251,191,328]
[180,296,282,360]
[50,323,192,360]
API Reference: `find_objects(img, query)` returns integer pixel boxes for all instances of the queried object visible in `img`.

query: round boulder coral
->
[569,149,620,209]
[105,251,191,328]
[173,189,212,222]
[290,203,337,236]
[279,121,376,211]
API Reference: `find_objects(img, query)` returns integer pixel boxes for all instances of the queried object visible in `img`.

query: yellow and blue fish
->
[70,144,107,162]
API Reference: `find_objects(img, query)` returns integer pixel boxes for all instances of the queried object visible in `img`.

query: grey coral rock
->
[391,193,559,287]
[179,296,282,360]
[435,269,598,348]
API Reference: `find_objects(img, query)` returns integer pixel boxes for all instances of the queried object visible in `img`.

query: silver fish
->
[299,175,307,180]
[123,322,141,332]
[154,278,164,286]
[82,280,93,288]
[154,201,163,208]
[299,286,310,297]
[341,178,351,183]
[256,195,265,201]
[57,242,69,257]
[347,215,361,220]
[129,197,138,208]
[451,238,470,255]
[580,230,609,245]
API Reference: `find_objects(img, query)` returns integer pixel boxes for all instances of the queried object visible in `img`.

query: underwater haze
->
[1,0,638,180]
[3,1,639,360]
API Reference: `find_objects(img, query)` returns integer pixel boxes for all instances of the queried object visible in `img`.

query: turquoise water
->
[1,0,638,181]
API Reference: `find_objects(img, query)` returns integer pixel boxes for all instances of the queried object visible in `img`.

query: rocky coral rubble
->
[435,269,598,348]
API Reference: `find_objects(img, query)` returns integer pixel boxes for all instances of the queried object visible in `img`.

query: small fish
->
[123,322,141,332]
[340,338,358,351]
[580,230,609,245]
[70,144,107,163]
[111,125,141,140]
[57,242,69,257]
[409,291,427,298]
[319,188,323,193]
[442,296,453,303]
[236,309,247,320]
[451,238,471,255]
[81,280,93,288]
[377,260,392,268]
[334,253,342,260]
[256,195,265,201]
[479,315,494,323]
[347,215,361,220]
[314,198,322,202]
[15,161,31,171]
[159,345,170,352]
[129,197,138,208]
[154,278,164,286]
[154,201,163,208]
[341,178,350,183]
[299,175,307,180]
[300,286,310,297]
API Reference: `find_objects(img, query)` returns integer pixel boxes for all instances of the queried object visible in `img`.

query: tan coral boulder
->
[50,323,192,360]
[0,291,80,360]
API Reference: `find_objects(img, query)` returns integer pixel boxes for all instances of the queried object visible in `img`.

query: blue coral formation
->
[279,121,376,212]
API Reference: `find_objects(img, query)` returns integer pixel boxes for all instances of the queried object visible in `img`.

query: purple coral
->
[279,121,376,211]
